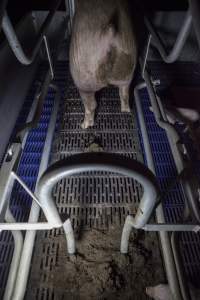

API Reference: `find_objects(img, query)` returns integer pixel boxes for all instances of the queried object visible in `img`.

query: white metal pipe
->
[3,209,23,300]
[0,222,59,231]
[144,11,192,63]
[11,172,42,207]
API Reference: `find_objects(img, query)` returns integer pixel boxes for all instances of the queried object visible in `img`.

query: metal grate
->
[26,62,165,300]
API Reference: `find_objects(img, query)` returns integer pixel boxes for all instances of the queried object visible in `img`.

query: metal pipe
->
[188,0,200,52]
[2,0,61,65]
[3,209,23,300]
[16,70,52,140]
[142,224,200,232]
[0,0,7,33]
[134,83,182,300]
[38,152,159,227]
[11,171,42,207]
[15,19,67,140]
[144,11,192,63]
[11,87,61,300]
[143,68,200,223]
[0,222,59,231]
[171,232,192,300]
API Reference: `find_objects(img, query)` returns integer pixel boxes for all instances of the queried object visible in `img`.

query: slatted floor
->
[25,62,165,300]
[1,60,200,299]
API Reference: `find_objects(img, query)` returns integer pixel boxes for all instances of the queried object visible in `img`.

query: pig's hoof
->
[81,119,94,129]
[121,105,131,113]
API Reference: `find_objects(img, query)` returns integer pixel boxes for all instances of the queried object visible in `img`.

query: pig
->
[69,0,137,129]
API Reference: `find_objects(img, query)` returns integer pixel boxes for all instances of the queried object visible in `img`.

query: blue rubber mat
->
[137,81,200,286]
[0,64,58,298]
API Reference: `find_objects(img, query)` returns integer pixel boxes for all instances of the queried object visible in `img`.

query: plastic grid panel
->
[138,86,200,286]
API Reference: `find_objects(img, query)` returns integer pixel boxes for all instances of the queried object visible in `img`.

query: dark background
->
[7,0,188,25]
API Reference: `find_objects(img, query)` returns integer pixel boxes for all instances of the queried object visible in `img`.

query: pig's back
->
[70,0,137,91]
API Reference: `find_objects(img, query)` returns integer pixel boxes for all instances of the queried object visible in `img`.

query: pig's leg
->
[119,85,131,113]
[80,91,97,129]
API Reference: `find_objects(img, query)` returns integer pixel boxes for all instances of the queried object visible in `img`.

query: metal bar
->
[171,232,192,300]
[37,152,159,230]
[21,84,41,148]
[188,0,200,52]
[134,83,182,300]
[43,35,54,80]
[16,70,52,140]
[144,11,192,63]
[15,18,67,140]
[11,86,61,300]
[142,224,200,232]
[0,143,21,221]
[0,0,7,33]
[65,0,75,32]
[3,209,23,300]
[0,222,58,230]
[2,0,61,65]
[11,171,42,207]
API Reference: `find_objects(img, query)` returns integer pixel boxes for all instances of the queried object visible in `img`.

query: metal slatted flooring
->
[26,62,164,300]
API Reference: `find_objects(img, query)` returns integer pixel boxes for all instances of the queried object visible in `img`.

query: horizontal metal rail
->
[0,0,7,33]
[144,11,192,63]
[38,152,159,229]
[143,223,200,232]
[2,0,61,65]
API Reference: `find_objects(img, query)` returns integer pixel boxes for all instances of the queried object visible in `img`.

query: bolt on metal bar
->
[2,0,61,65]
[144,11,192,63]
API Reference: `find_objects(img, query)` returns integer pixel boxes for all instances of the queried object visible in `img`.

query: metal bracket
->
[2,0,62,65]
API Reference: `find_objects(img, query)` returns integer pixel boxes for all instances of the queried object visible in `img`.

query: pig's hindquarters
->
[70,7,136,129]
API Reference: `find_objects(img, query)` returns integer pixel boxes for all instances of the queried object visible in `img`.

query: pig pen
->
[1,57,200,300]
[1,42,200,300]
[24,63,165,299]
